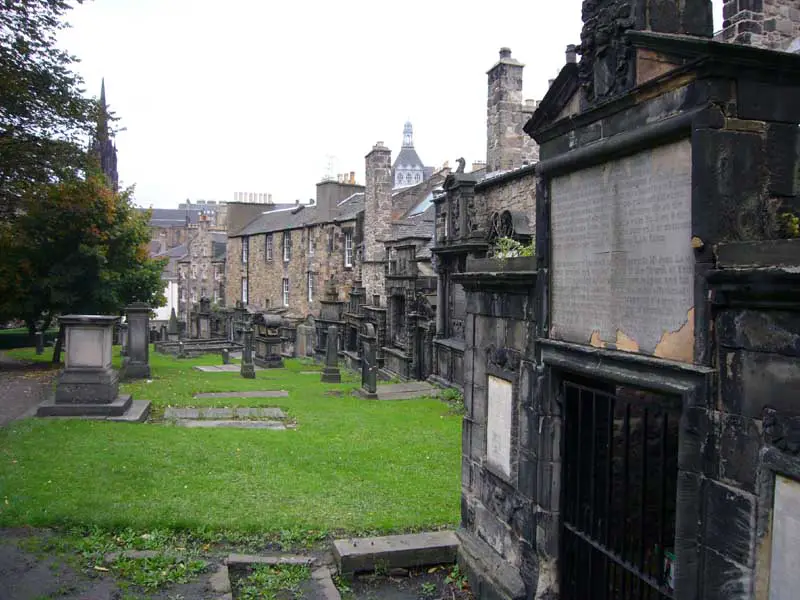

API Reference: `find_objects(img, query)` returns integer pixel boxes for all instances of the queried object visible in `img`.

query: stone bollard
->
[321,325,341,383]
[222,348,230,365]
[177,341,186,359]
[160,324,168,341]
[240,327,255,379]
[35,331,44,355]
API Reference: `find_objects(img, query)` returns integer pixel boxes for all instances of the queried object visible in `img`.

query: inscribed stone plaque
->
[67,328,105,369]
[550,139,694,361]
[769,475,800,600]
[487,375,513,479]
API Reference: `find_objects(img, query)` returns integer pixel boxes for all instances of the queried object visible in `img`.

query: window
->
[283,231,291,262]
[308,232,314,258]
[307,272,314,303]
[344,231,353,267]
[282,278,289,306]
[415,173,421,182]
[241,236,249,264]
[266,234,273,261]
[241,277,248,304]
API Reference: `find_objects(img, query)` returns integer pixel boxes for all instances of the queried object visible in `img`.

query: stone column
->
[436,271,446,338]
[321,325,341,383]
[122,302,151,380]
[240,325,256,379]
[35,331,44,355]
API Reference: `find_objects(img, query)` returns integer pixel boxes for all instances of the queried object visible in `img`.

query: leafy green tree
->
[0,171,167,345]
[0,0,94,222]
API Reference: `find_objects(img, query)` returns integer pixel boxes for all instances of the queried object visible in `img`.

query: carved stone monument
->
[198,297,211,340]
[358,324,378,399]
[321,325,341,383]
[122,302,151,380]
[240,325,256,379]
[36,315,150,421]
[160,324,168,341]
[167,308,179,341]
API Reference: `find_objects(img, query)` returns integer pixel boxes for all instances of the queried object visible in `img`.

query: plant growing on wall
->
[491,236,534,259]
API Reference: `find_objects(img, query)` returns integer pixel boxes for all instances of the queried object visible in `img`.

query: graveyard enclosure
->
[439,26,800,600]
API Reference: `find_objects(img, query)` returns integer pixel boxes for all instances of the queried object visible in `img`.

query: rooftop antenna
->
[323,154,337,182]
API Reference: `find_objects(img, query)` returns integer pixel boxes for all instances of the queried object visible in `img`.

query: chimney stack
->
[566,44,577,64]
[363,142,392,302]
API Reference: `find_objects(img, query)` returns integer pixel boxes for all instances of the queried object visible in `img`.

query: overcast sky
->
[58,1,725,209]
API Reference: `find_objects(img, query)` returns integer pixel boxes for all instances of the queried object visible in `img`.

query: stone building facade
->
[176,216,227,322]
[455,1,800,598]
[720,0,800,50]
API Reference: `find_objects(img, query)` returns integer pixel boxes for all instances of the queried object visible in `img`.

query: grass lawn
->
[0,347,462,537]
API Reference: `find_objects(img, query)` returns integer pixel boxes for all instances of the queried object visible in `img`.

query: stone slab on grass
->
[333,531,458,574]
[372,382,440,401]
[194,365,263,373]
[194,390,288,399]
[164,407,287,420]
[225,554,315,567]
[175,419,288,430]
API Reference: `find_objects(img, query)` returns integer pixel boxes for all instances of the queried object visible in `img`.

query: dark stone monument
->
[35,331,44,356]
[359,324,378,399]
[240,325,256,379]
[122,302,151,380]
[198,297,211,339]
[253,313,284,368]
[36,315,150,421]
[167,308,179,342]
[321,325,341,383]
[160,324,168,341]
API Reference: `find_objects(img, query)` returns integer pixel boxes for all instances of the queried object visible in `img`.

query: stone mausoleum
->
[455,1,800,600]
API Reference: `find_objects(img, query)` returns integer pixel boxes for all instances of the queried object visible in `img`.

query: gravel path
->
[0,352,58,427]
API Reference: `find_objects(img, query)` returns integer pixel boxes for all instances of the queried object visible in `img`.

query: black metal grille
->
[561,380,681,600]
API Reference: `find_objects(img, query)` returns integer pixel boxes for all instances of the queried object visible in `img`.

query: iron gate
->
[561,380,681,600]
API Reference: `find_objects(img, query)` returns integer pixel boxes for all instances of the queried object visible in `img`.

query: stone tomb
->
[121,302,151,380]
[36,315,150,421]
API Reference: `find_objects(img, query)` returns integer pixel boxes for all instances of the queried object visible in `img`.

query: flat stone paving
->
[194,364,263,372]
[373,381,440,401]
[175,419,287,429]
[164,407,287,420]
[194,390,288,399]
[333,531,458,574]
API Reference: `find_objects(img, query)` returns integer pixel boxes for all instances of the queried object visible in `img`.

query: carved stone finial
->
[456,158,466,173]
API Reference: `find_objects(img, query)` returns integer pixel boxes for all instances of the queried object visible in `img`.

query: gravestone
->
[240,325,256,379]
[36,315,149,420]
[122,302,151,380]
[160,324,168,341]
[167,308,179,341]
[222,348,230,364]
[359,324,378,399]
[35,331,44,356]
[321,325,341,383]
[119,323,128,357]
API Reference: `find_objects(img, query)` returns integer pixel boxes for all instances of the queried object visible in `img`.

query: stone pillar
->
[363,142,393,304]
[160,324,168,341]
[36,315,146,419]
[167,308,179,341]
[222,348,230,364]
[359,324,378,399]
[436,272,446,338]
[321,325,341,383]
[122,302,151,380]
[119,323,128,356]
[486,47,538,172]
[35,331,44,355]
[240,325,255,379]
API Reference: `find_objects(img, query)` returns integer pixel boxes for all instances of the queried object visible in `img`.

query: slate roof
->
[393,145,425,170]
[232,195,365,238]
[143,208,202,228]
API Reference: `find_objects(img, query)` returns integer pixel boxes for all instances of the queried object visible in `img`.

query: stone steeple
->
[91,79,119,191]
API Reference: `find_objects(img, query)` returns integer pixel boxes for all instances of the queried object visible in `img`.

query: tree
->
[0,0,94,222]
[0,171,167,343]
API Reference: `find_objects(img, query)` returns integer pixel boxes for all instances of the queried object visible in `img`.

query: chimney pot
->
[548,79,555,87]
[500,47,512,59]
[566,44,577,64]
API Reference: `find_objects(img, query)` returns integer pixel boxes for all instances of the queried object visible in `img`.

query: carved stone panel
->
[487,375,514,479]
[550,139,694,361]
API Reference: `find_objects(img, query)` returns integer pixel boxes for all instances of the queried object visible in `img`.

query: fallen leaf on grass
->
[93,565,109,572]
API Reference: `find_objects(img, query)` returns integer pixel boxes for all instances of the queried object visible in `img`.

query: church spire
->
[91,78,119,191]
[402,121,414,148]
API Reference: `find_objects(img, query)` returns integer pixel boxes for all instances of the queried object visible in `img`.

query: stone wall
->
[476,168,537,237]
[721,0,800,50]
[177,219,225,322]
[224,221,357,318]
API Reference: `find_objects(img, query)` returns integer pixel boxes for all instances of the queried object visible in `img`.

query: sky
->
[58,0,725,209]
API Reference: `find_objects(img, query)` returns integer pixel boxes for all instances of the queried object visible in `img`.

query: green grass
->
[0,348,461,536]
[236,564,311,600]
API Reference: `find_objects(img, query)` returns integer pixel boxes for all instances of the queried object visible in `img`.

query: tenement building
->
[454,2,800,600]
[431,48,539,390]
[176,215,227,320]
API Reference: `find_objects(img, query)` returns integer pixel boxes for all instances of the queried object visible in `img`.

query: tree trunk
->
[52,323,65,363]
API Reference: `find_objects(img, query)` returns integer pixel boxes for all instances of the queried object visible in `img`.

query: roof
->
[232,195,365,238]
[393,145,425,170]
[142,208,202,228]
[476,163,538,190]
